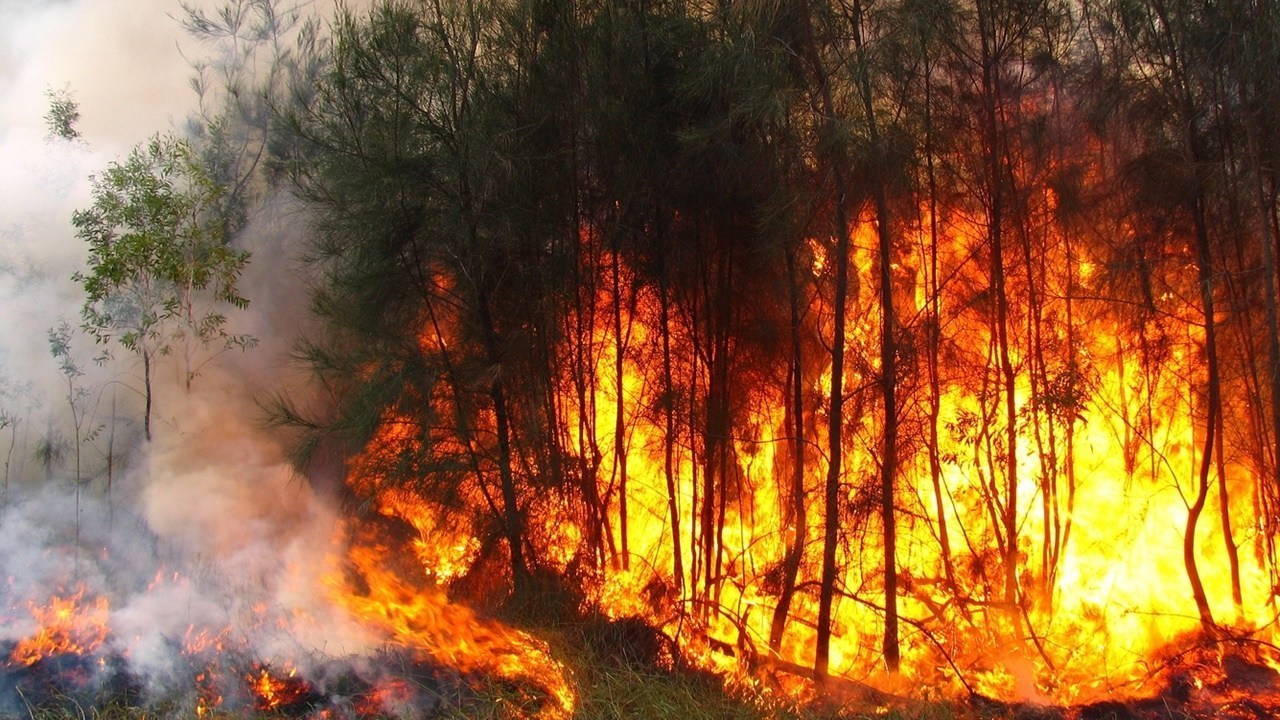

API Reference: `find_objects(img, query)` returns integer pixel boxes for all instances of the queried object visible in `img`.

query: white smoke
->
[0,0,386,706]
[0,1,195,153]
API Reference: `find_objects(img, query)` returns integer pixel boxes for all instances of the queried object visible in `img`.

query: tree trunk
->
[922,43,958,595]
[976,0,1021,621]
[849,0,900,671]
[769,248,808,654]
[794,0,858,683]
[701,234,735,611]
[143,346,154,443]
[659,274,685,595]
[1214,399,1244,614]
[477,289,531,596]
[1187,195,1219,632]
[613,249,630,570]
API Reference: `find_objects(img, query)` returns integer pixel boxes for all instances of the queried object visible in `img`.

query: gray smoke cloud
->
[0,0,386,704]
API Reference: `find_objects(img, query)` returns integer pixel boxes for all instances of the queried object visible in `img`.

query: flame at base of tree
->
[326,536,577,718]
[337,215,1280,708]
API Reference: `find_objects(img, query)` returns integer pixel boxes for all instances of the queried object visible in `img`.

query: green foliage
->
[72,134,254,439]
[182,0,322,232]
[44,87,81,141]
[48,322,84,384]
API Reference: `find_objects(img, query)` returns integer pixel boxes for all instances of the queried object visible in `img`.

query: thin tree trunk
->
[3,417,16,508]
[1187,195,1219,632]
[613,249,630,570]
[922,45,958,595]
[573,238,613,568]
[976,0,1021,621]
[769,248,808,653]
[659,276,684,595]
[1240,49,1280,540]
[143,346,153,442]
[848,0,900,670]
[701,236,735,612]
[477,289,531,596]
[794,0,858,683]
[1214,401,1244,614]
[107,391,116,528]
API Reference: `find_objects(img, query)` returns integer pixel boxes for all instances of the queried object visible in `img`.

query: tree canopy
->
[73,134,252,440]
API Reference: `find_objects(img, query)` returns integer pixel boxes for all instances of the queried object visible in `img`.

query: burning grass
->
[4,509,1277,720]
[1,616,957,720]
[0,574,553,719]
[9,601,1280,720]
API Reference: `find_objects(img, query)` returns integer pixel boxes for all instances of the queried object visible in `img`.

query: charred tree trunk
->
[874,195,901,671]
[1214,395,1244,614]
[702,241,735,609]
[613,248,630,570]
[659,275,685,595]
[1187,193,1219,632]
[769,247,809,653]
[849,0,900,671]
[795,0,858,684]
[572,253,612,568]
[477,288,531,596]
[816,203,852,685]
[922,41,958,595]
[976,0,1021,622]
[142,346,153,443]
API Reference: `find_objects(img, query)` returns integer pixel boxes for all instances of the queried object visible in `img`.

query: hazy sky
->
[0,0,317,382]
[0,0,207,399]
[0,0,198,150]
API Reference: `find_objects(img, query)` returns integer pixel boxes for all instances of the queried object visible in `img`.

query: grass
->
[434,615,984,720]
[16,673,984,720]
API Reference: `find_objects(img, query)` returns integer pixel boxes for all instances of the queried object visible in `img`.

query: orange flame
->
[9,589,110,666]
[249,662,310,711]
[327,539,576,718]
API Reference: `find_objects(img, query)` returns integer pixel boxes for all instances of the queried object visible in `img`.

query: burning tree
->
[257,0,1280,710]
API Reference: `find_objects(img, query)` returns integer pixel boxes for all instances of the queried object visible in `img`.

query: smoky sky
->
[0,0,215,391]
[1,0,197,147]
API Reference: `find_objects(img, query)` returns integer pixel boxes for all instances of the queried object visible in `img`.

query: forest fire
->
[312,163,1280,712]
[334,220,1280,714]
[8,0,1280,716]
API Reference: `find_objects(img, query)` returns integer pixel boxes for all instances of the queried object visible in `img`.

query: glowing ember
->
[248,662,311,711]
[356,677,415,718]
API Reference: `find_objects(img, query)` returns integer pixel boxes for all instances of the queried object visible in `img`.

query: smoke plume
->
[0,0,380,706]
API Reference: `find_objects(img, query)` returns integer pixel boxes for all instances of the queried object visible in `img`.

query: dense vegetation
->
[262,0,1280,682]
